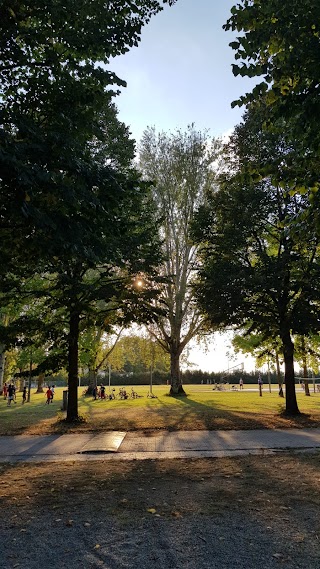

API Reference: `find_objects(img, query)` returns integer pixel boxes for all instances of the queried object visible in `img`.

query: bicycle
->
[147,391,157,399]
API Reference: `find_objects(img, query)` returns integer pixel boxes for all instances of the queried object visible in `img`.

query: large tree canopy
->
[193,106,320,415]
[0,0,176,269]
[0,0,176,418]
[139,125,220,394]
[224,0,320,189]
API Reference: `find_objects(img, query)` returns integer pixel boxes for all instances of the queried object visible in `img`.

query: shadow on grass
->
[151,392,320,431]
[1,388,319,435]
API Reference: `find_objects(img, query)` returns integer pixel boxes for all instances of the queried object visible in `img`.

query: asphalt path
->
[0,428,320,462]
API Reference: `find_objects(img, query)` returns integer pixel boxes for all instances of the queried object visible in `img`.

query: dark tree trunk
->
[86,368,97,395]
[169,350,185,395]
[281,329,300,415]
[66,311,80,422]
[301,338,310,396]
[276,353,284,397]
[0,349,5,390]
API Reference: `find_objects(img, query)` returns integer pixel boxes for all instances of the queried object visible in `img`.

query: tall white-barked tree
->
[139,125,220,393]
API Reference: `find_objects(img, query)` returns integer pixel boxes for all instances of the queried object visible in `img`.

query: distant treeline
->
[29,368,314,388]
[80,369,281,386]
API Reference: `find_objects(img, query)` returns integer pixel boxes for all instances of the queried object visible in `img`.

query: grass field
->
[0,384,319,435]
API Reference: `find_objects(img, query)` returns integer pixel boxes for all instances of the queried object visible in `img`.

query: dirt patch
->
[1,453,320,568]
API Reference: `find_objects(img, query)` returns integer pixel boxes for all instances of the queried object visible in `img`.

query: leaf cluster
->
[193,106,320,342]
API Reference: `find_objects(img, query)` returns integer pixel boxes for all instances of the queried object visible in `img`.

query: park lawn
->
[0,384,319,435]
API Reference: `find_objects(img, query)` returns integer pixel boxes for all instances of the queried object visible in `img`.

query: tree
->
[193,107,320,415]
[79,324,124,392]
[232,330,284,396]
[139,126,220,394]
[1,218,163,420]
[15,344,49,395]
[293,334,320,395]
[0,296,31,391]
[224,1,320,190]
[0,0,175,269]
[0,1,176,420]
[114,333,170,374]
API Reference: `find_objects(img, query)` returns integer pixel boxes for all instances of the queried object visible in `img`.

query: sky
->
[110,0,257,143]
[109,0,257,373]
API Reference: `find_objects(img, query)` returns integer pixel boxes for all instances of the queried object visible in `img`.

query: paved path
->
[0,428,320,462]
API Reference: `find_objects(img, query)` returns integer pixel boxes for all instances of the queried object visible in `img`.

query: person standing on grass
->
[239,378,244,390]
[50,385,55,402]
[3,382,7,400]
[7,383,15,406]
[46,386,52,404]
[22,385,27,404]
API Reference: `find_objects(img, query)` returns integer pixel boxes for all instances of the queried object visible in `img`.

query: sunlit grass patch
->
[0,384,319,435]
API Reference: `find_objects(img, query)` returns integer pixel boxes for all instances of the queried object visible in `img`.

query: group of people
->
[92,384,107,400]
[2,383,57,405]
[91,385,138,400]
[45,385,55,404]
[3,382,16,405]
[2,382,28,405]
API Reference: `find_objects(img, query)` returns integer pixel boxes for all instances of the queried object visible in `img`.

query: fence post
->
[62,390,68,411]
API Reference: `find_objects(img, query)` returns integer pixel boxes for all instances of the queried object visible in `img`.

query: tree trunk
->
[169,350,185,395]
[27,362,32,403]
[0,349,5,391]
[66,311,80,422]
[276,353,284,397]
[281,329,300,415]
[302,340,310,396]
[36,373,45,393]
[86,368,97,395]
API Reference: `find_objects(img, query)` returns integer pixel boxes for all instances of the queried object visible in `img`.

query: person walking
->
[7,383,15,406]
[46,386,52,404]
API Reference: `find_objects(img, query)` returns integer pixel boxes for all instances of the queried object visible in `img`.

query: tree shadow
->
[1,451,320,568]
[159,392,320,431]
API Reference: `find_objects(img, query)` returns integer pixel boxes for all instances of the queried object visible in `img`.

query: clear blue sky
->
[110,0,256,143]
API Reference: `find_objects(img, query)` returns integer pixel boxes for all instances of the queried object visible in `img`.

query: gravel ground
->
[1,453,320,569]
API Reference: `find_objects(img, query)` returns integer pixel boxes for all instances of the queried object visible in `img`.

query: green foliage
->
[115,334,170,373]
[193,106,320,413]
[0,0,175,275]
[194,108,320,336]
[294,334,320,375]
[225,1,320,188]
[0,0,176,419]
[232,329,283,372]
[139,125,221,389]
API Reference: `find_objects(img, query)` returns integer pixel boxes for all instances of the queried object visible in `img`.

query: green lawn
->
[0,384,319,435]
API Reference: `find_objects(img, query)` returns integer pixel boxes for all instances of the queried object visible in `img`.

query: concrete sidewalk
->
[0,428,320,462]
